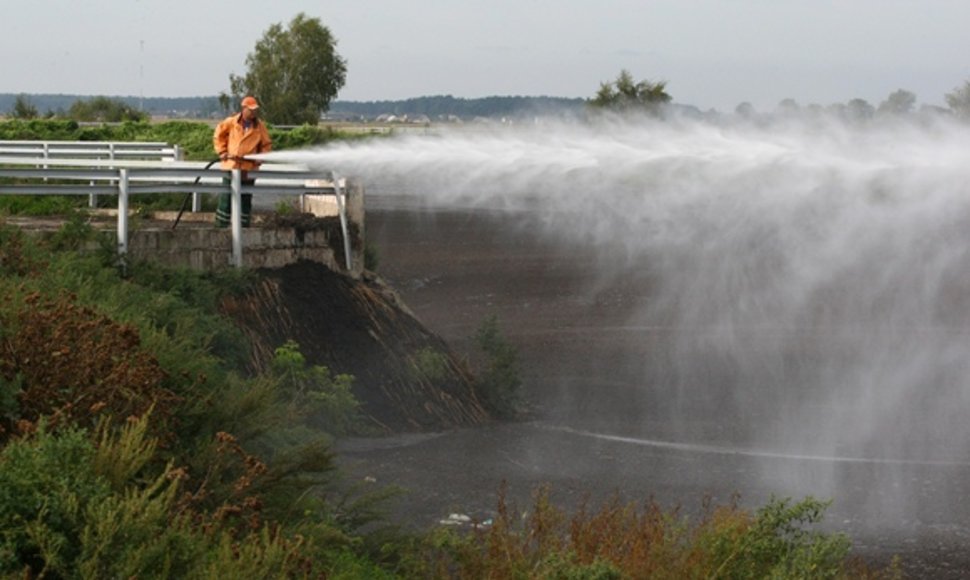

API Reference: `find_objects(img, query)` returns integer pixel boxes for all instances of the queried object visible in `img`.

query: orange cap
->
[241,96,259,110]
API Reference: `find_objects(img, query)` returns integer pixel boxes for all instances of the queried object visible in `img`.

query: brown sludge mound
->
[221,260,491,432]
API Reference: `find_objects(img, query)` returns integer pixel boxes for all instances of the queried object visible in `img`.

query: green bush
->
[0,425,111,576]
[0,195,84,216]
[411,346,452,382]
[406,486,891,579]
[0,119,79,140]
[0,417,336,578]
[270,340,360,436]
[364,241,380,271]
[474,314,522,418]
[45,209,95,251]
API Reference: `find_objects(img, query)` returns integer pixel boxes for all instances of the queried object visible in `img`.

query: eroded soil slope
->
[221,260,490,432]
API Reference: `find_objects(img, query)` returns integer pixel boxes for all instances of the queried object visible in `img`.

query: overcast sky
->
[5,0,969,112]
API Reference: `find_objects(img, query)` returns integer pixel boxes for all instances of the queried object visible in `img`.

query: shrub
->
[0,417,331,578]
[0,221,46,276]
[410,485,893,579]
[364,241,380,271]
[270,340,360,436]
[0,424,110,576]
[411,346,452,382]
[0,291,177,440]
[45,209,96,251]
[474,314,522,418]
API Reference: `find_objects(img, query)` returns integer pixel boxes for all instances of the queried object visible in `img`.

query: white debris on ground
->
[438,513,493,528]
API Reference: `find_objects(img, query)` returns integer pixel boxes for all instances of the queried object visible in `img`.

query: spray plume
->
[265,115,970,520]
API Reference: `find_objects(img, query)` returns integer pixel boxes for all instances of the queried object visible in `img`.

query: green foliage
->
[147,120,218,160]
[702,497,854,579]
[589,70,672,115]
[0,227,398,576]
[270,340,361,436]
[945,80,970,121]
[10,94,38,120]
[877,89,917,116]
[0,118,79,140]
[68,96,148,122]
[270,123,340,148]
[846,98,875,122]
[92,415,158,491]
[0,417,336,578]
[0,194,83,216]
[45,210,95,251]
[405,487,888,579]
[364,241,380,271]
[230,13,348,125]
[474,314,522,418]
[0,221,46,276]
[0,374,22,426]
[411,347,451,383]
[275,199,297,215]
[0,424,110,576]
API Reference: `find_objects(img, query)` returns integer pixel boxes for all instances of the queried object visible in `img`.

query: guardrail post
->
[118,169,129,258]
[332,172,353,271]
[231,169,243,267]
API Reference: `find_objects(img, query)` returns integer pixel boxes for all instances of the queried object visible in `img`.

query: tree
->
[734,102,755,118]
[217,92,231,116]
[945,80,970,121]
[68,97,146,122]
[846,98,875,122]
[230,13,347,125]
[10,94,38,119]
[589,70,671,115]
[878,89,916,115]
[775,98,800,116]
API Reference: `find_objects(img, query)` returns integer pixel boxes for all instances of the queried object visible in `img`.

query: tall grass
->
[407,485,900,579]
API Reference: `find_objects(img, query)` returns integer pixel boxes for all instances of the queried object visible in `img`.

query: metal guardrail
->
[0,140,184,209]
[0,140,183,161]
[0,156,352,270]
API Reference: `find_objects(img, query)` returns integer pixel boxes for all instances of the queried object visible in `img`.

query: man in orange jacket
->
[212,96,272,227]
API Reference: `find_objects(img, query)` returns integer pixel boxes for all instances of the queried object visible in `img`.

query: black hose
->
[172,158,221,230]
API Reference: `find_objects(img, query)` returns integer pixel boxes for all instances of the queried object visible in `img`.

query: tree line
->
[0,93,586,123]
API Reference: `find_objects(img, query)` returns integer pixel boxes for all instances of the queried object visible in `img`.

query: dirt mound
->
[220,260,491,432]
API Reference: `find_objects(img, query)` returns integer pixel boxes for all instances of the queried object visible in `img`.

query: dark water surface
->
[337,195,970,577]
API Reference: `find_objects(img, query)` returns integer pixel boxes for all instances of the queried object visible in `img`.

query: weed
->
[364,241,380,271]
[412,346,452,383]
[45,209,95,251]
[271,340,361,436]
[410,485,894,579]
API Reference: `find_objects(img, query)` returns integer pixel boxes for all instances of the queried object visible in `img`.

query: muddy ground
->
[336,194,970,578]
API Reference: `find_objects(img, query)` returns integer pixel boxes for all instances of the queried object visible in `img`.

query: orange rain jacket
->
[212,114,272,172]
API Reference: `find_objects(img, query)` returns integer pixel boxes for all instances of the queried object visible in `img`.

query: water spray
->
[263,115,970,519]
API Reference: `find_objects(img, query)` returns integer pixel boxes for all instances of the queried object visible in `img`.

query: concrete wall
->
[126,226,359,275]
[302,180,365,228]
[118,180,365,277]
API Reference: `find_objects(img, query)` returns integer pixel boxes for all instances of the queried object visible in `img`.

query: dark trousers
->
[215,177,254,227]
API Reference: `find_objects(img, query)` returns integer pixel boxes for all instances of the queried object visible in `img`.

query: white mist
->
[266,115,970,521]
